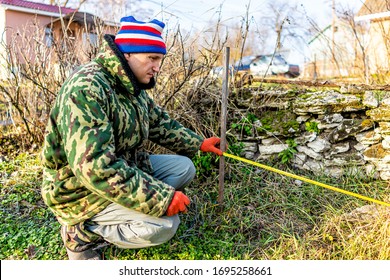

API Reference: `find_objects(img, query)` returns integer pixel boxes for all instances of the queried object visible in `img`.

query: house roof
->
[51,11,101,26]
[357,0,390,17]
[0,0,76,15]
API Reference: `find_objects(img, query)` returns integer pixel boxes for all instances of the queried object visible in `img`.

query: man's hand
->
[200,137,223,156]
[166,191,190,216]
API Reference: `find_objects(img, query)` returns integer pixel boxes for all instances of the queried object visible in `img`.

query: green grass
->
[0,153,66,259]
[1,152,390,260]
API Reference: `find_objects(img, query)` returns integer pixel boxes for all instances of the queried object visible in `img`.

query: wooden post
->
[218,47,230,206]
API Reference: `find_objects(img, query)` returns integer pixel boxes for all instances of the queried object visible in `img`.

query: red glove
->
[200,137,223,156]
[166,191,190,216]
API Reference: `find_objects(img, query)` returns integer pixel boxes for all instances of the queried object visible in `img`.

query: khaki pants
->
[86,155,195,249]
[86,203,180,248]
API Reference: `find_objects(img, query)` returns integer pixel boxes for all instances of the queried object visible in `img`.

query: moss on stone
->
[259,110,299,136]
[361,119,374,128]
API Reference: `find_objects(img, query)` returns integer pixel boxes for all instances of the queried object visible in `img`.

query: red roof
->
[0,0,76,14]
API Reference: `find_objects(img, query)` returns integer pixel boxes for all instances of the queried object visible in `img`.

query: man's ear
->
[124,53,131,60]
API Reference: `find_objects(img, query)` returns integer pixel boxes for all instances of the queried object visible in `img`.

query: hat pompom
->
[115,16,166,54]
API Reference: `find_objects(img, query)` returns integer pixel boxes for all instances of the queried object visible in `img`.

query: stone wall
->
[229,84,390,180]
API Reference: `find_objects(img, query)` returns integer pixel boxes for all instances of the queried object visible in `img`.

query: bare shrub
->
[0,16,106,148]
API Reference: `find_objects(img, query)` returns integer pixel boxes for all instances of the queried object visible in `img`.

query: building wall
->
[1,9,55,68]
[5,9,52,39]
[0,7,118,79]
[305,20,361,79]
[368,19,390,73]
[0,6,6,78]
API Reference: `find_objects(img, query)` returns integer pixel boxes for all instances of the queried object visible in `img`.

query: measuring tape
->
[223,152,390,207]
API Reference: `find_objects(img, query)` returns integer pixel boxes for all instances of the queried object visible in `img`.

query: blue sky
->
[144,0,364,31]
[79,0,365,65]
[76,0,364,32]
[138,0,365,64]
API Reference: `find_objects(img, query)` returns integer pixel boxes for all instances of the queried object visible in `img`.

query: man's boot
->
[64,246,102,260]
[61,224,104,260]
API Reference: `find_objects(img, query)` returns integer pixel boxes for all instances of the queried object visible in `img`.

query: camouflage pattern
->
[61,223,104,252]
[41,34,204,228]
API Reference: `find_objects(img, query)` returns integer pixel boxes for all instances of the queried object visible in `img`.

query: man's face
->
[124,53,164,84]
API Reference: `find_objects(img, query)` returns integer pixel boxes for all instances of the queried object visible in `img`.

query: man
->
[40,16,223,260]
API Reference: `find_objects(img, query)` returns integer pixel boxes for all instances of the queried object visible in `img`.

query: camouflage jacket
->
[41,34,203,226]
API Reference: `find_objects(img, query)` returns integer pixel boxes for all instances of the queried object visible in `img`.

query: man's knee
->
[142,215,180,245]
[180,156,196,182]
[87,214,181,249]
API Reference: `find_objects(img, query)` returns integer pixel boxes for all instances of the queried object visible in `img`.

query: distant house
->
[0,0,117,78]
[355,0,390,75]
[304,0,390,81]
[304,16,365,80]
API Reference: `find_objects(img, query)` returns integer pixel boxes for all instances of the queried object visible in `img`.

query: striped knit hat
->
[114,16,166,54]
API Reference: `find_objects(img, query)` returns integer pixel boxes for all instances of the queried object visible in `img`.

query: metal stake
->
[218,46,230,206]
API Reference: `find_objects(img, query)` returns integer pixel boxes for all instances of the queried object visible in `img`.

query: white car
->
[250,55,290,76]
